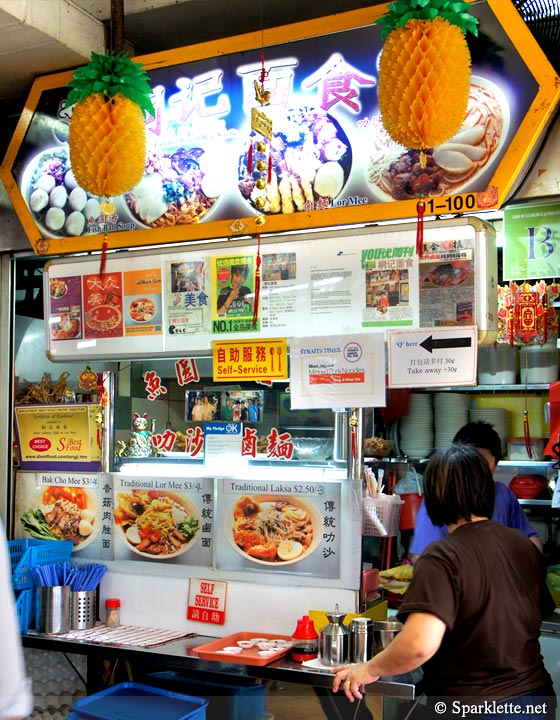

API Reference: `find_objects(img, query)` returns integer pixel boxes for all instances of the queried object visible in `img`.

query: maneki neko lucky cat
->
[119,412,157,458]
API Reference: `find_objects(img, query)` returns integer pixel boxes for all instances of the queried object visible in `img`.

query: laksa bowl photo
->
[114,489,201,558]
[226,494,322,566]
[20,485,100,551]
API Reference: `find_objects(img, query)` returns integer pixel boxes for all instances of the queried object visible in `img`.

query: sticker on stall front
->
[187,578,227,625]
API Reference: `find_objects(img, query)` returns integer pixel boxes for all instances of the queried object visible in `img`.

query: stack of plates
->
[434,393,470,450]
[469,407,508,455]
[399,393,434,459]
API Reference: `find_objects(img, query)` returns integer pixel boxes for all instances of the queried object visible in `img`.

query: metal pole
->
[110,0,125,54]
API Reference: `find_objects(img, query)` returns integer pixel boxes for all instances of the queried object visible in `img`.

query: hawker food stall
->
[1,0,559,714]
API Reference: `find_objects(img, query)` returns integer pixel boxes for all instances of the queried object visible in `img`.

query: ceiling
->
[0,0,559,252]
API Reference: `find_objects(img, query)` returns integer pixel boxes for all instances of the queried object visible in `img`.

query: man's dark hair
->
[424,443,496,527]
[452,420,502,463]
[231,264,248,279]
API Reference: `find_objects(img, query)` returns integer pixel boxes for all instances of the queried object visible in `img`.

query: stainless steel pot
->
[372,620,402,654]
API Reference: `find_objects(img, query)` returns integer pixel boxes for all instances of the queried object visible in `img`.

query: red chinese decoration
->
[497,281,558,346]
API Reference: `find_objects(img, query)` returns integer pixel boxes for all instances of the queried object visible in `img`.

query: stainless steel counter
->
[542,610,560,634]
[22,631,415,700]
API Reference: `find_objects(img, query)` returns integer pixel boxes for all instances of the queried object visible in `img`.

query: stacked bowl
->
[399,393,434,459]
[434,393,470,451]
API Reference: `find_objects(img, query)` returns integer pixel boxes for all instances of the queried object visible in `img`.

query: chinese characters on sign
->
[213,338,288,381]
[216,478,341,578]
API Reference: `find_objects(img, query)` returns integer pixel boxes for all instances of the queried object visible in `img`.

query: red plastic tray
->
[193,631,292,666]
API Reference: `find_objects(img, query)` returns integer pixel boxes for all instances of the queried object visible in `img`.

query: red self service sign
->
[187,578,227,625]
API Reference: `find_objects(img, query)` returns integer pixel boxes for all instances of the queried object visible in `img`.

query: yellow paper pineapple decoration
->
[66,51,154,200]
[376,0,478,162]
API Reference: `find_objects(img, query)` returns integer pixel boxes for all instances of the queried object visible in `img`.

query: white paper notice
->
[289,333,386,409]
[203,422,245,476]
[387,326,478,388]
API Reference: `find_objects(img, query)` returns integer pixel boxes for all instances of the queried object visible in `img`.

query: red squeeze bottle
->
[291,615,319,662]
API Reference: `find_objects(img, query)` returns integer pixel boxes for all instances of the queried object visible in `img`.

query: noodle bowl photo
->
[114,489,200,558]
[20,486,99,551]
[227,494,322,565]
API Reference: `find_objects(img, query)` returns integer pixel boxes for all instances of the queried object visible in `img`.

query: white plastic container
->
[520,343,559,385]
[478,345,518,385]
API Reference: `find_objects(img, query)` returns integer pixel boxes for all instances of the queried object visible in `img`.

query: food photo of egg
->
[122,146,223,228]
[21,147,103,238]
[366,76,510,201]
[19,486,100,551]
[238,107,352,215]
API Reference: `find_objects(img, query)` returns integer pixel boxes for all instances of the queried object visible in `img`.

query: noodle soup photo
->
[114,489,200,558]
[20,485,99,551]
[226,494,322,566]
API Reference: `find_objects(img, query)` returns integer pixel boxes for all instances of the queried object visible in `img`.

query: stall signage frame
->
[1,0,558,257]
[43,218,496,361]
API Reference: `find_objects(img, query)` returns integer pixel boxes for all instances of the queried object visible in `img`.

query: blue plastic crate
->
[15,588,34,632]
[72,682,208,720]
[9,539,74,589]
[146,672,267,720]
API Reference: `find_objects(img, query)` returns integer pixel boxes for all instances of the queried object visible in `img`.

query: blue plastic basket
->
[72,682,208,720]
[15,588,34,632]
[9,539,74,589]
[146,672,267,720]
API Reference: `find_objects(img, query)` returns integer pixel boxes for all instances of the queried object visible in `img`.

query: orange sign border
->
[1,1,558,257]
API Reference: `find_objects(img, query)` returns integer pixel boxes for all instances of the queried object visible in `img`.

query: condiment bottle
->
[319,610,349,666]
[350,617,374,663]
[105,598,121,627]
[291,614,318,662]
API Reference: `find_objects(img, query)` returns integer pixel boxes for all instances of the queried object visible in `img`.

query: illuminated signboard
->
[0,1,558,257]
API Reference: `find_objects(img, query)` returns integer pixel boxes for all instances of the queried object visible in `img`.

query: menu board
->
[14,470,361,588]
[14,471,112,562]
[215,478,342,579]
[1,1,557,257]
[44,217,497,360]
[112,475,214,567]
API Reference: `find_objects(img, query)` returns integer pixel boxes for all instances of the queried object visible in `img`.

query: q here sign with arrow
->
[387,327,478,388]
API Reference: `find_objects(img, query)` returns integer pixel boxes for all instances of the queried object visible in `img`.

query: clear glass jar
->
[105,598,121,627]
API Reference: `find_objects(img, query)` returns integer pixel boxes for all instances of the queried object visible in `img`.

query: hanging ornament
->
[375,0,478,169]
[497,281,559,346]
[253,233,262,328]
[66,51,154,200]
[246,51,273,328]
[416,197,425,258]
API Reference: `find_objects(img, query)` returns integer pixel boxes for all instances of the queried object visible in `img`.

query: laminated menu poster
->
[112,475,213,567]
[215,478,341,578]
[14,471,113,561]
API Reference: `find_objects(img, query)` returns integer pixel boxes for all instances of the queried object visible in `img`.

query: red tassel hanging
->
[416,198,425,258]
[253,233,262,328]
[247,141,253,173]
[99,233,108,278]
[542,292,548,344]
[508,308,515,347]
[267,151,273,184]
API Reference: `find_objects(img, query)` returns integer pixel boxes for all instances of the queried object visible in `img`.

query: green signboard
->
[503,201,560,280]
